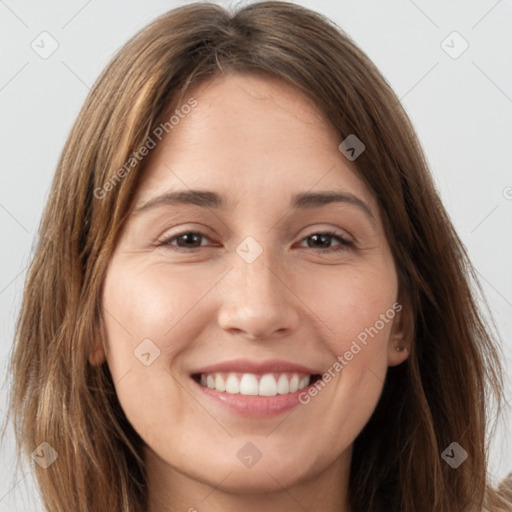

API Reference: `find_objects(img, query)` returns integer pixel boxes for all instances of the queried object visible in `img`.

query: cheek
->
[296,309,395,467]
[102,260,219,359]
[306,266,398,434]
[300,265,398,422]
[100,261,214,438]
[100,259,229,386]
[305,264,398,355]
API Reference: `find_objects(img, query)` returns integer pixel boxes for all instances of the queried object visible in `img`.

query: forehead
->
[134,74,376,214]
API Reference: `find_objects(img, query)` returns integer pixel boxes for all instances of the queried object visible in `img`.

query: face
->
[92,74,410,495]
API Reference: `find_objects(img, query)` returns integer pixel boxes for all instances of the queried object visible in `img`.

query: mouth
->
[189,358,325,417]
[191,371,323,396]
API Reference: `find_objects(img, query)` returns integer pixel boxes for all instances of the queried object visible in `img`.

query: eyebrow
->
[133,189,374,220]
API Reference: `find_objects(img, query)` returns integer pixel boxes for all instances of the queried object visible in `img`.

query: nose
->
[216,251,300,341]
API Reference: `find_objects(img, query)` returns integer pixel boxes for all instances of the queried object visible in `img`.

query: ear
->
[88,331,107,366]
[387,299,413,367]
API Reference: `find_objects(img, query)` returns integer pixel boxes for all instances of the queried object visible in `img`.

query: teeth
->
[299,376,309,390]
[225,374,240,394]
[277,373,290,394]
[215,374,226,392]
[289,374,299,393]
[259,374,277,396]
[240,374,259,395]
[197,372,312,396]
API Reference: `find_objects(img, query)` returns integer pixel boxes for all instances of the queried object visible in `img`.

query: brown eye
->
[174,232,203,248]
[300,231,353,252]
[157,230,353,254]
[159,231,210,251]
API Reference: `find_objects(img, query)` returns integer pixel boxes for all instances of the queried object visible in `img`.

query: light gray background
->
[1,0,511,510]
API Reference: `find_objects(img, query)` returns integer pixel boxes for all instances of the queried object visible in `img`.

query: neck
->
[145,444,352,512]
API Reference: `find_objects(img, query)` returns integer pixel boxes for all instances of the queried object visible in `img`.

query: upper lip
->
[191,358,322,376]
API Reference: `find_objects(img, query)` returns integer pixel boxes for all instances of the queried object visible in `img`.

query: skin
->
[90,74,411,512]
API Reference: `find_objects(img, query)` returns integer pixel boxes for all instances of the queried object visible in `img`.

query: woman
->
[4,1,511,511]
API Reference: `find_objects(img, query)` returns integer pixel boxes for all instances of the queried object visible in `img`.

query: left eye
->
[158,230,353,253]
[298,231,353,252]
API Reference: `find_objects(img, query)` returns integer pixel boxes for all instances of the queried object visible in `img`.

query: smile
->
[192,372,322,396]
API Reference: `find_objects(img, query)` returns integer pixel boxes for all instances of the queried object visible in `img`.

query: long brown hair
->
[3,1,511,510]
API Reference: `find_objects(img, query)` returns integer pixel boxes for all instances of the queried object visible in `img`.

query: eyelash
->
[157,230,354,254]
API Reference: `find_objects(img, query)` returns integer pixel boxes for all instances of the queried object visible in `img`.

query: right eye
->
[157,231,213,252]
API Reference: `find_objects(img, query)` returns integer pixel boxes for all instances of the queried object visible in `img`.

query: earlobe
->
[88,337,107,366]
[387,300,413,367]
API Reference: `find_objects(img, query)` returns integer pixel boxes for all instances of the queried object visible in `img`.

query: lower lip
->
[192,378,310,417]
